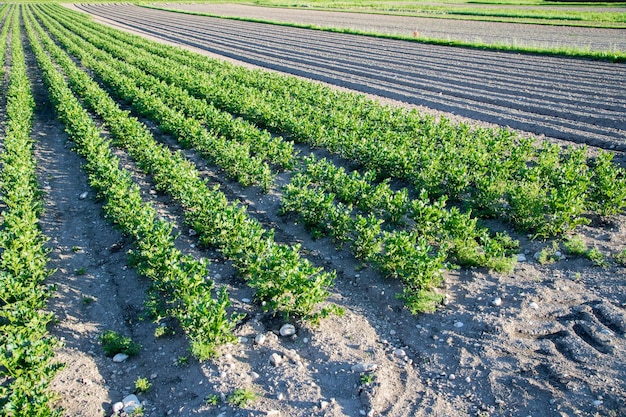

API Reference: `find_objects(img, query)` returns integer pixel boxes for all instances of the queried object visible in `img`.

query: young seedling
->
[227,388,258,408]
[99,330,141,357]
[563,235,587,256]
[134,377,152,393]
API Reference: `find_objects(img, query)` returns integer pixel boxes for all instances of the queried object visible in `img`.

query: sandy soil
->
[25,4,626,417]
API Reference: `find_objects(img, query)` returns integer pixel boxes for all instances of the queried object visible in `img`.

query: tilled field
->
[3,4,626,417]
[75,3,626,150]
[156,3,626,50]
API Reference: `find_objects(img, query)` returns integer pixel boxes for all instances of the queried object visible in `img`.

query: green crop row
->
[24,6,243,361]
[30,6,335,322]
[281,156,518,312]
[38,5,295,190]
[0,8,62,416]
[42,3,626,239]
[37,3,626,312]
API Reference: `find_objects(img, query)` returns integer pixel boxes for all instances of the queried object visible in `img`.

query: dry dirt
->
[24,4,626,417]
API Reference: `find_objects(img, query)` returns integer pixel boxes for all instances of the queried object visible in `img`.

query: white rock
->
[241,298,251,303]
[454,321,464,328]
[239,336,249,343]
[112,402,124,413]
[79,191,88,199]
[188,228,197,236]
[593,400,603,406]
[269,353,283,366]
[122,395,140,413]
[517,253,527,262]
[112,353,129,363]
[449,374,456,380]
[492,297,502,307]
[351,363,377,373]
[393,348,406,357]
[255,333,267,345]
[267,409,281,416]
[320,400,330,410]
[529,302,539,310]
[279,324,296,337]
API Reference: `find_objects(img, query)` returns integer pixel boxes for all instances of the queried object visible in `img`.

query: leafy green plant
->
[227,388,258,408]
[134,377,152,393]
[154,324,174,338]
[536,241,561,265]
[205,394,220,406]
[99,330,141,357]
[360,372,375,386]
[586,247,609,268]
[563,235,587,256]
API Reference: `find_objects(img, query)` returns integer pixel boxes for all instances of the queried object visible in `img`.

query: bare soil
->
[29,5,626,417]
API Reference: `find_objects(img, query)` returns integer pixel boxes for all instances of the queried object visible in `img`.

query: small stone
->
[449,374,456,380]
[279,324,296,337]
[393,348,406,357]
[517,254,527,262]
[529,302,539,310]
[188,229,197,236]
[465,376,471,383]
[351,363,377,373]
[389,329,397,335]
[492,297,502,307]
[276,393,285,401]
[239,336,249,343]
[79,191,88,199]
[454,321,464,328]
[269,353,283,366]
[112,353,129,363]
[593,400,603,406]
[320,400,330,410]
[255,333,266,345]
[267,411,281,417]
[112,402,124,413]
[122,395,140,413]
[241,298,251,304]
[250,372,260,380]
[359,410,366,416]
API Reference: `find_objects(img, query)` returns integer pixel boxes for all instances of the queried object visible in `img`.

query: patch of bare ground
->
[25,5,626,417]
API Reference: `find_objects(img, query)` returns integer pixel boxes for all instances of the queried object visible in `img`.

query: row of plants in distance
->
[34,5,294,191]
[37,4,626,313]
[0,8,62,416]
[41,3,626,240]
[24,6,244,362]
[29,6,336,323]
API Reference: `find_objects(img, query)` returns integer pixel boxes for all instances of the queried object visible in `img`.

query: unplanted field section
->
[75,3,626,149]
